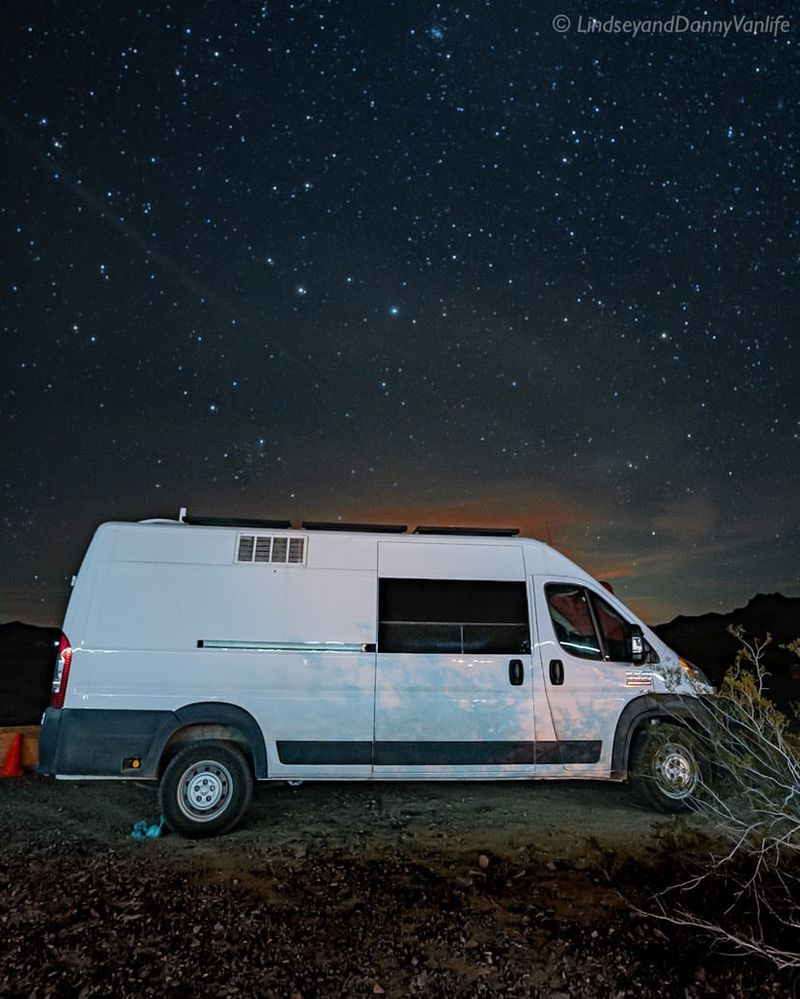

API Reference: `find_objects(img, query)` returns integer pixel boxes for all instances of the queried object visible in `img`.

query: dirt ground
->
[0,774,794,997]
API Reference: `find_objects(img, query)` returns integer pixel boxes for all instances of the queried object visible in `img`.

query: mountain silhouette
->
[653,593,800,720]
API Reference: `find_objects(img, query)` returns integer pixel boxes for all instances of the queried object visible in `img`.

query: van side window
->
[588,592,629,661]
[379,579,530,654]
[546,584,658,664]
[545,584,603,660]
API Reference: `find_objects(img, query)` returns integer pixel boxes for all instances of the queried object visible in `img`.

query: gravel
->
[0,775,792,997]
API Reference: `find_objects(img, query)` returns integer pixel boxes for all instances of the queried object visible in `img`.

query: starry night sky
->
[2,2,798,626]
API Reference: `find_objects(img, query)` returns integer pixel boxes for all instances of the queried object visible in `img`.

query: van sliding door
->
[374,542,536,777]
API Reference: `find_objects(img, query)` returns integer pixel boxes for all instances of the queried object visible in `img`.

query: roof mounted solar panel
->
[301,521,408,534]
[413,526,520,537]
[184,515,293,529]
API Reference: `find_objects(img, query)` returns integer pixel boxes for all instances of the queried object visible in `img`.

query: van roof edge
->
[301,522,408,533]
[183,515,293,529]
[413,526,520,537]
[144,515,523,538]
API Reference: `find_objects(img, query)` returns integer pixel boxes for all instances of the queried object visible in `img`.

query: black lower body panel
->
[276,740,602,766]
[40,712,603,777]
[38,707,174,777]
[534,740,602,765]
[375,741,536,766]
[37,706,62,774]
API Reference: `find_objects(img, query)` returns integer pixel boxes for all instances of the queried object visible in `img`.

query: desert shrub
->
[650,628,800,969]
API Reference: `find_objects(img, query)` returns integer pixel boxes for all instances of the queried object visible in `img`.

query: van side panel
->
[111,524,235,565]
[60,542,378,777]
[378,541,525,580]
[85,564,375,651]
[62,525,117,649]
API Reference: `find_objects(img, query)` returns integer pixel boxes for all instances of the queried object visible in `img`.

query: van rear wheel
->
[630,723,706,814]
[159,740,253,838]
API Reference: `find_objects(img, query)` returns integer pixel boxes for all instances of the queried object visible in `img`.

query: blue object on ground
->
[130,816,166,840]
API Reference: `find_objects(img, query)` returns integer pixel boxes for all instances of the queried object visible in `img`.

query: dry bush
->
[649,628,800,970]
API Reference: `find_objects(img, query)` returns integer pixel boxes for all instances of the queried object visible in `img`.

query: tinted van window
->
[379,579,530,654]
[545,584,654,663]
[545,584,603,660]
[589,592,629,661]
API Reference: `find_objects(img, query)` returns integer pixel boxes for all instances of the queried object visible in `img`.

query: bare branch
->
[643,631,800,969]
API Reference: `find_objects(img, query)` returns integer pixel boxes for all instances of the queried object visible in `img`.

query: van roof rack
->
[413,526,520,537]
[301,521,408,534]
[183,515,293,530]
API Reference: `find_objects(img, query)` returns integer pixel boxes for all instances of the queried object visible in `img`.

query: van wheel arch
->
[159,723,254,775]
[611,693,707,781]
[146,702,268,779]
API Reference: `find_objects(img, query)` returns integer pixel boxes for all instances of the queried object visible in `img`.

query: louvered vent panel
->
[236,533,305,565]
[271,537,288,563]
[288,538,305,563]
[237,536,255,562]
[254,537,272,562]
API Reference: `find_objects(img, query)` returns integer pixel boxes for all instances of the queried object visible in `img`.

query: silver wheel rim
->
[653,742,698,799]
[177,760,234,822]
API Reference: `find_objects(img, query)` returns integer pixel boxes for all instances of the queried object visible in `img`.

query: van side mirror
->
[628,624,645,663]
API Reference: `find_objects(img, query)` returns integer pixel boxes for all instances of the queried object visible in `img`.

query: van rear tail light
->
[51,633,73,708]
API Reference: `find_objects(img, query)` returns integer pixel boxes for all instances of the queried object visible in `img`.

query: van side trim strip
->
[375,741,534,766]
[277,741,373,765]
[197,640,372,652]
[276,740,602,766]
[534,741,602,765]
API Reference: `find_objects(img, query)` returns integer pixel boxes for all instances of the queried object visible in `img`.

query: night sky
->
[2,2,798,627]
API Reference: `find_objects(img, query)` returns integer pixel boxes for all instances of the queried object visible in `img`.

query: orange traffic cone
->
[0,732,24,778]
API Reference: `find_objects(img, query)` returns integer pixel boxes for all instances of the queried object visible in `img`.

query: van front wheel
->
[159,740,253,838]
[630,723,706,814]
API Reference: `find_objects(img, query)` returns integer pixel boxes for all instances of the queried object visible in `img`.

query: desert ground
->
[0,773,793,997]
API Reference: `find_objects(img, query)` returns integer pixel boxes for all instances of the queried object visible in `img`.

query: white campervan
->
[39,513,709,837]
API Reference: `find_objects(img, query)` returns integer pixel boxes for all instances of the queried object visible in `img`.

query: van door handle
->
[508,659,524,686]
[549,659,564,685]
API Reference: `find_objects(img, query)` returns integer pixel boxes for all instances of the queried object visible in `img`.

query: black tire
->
[158,740,253,838]
[630,722,707,814]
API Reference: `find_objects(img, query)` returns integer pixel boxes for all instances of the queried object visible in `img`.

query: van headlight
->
[679,657,710,685]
